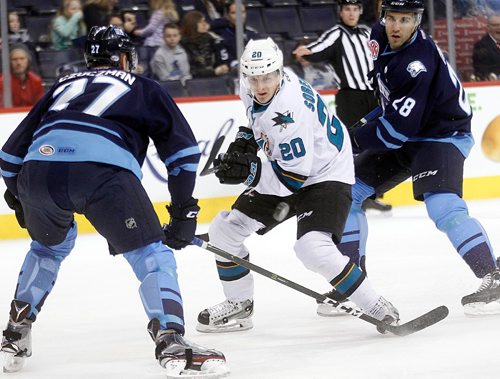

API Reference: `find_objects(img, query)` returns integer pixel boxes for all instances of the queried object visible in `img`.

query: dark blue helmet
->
[381,0,425,14]
[84,26,137,70]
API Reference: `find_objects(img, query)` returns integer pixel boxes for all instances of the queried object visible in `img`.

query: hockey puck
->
[272,202,290,222]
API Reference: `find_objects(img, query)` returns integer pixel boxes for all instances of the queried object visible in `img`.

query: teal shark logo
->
[272,111,294,131]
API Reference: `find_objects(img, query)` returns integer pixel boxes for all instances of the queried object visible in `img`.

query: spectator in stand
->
[133,0,180,48]
[286,39,338,90]
[210,0,258,71]
[151,23,192,84]
[6,11,32,46]
[181,10,229,78]
[2,11,39,74]
[108,12,142,45]
[472,14,500,81]
[0,44,44,108]
[83,0,118,29]
[51,0,87,50]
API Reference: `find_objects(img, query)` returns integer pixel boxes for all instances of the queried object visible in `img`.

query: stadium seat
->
[25,15,53,46]
[246,8,266,34]
[38,49,82,81]
[265,0,299,6]
[299,6,337,34]
[301,0,336,5]
[261,7,304,39]
[159,80,189,98]
[185,77,232,96]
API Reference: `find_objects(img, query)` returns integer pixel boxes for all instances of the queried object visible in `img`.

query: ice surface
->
[1,199,499,379]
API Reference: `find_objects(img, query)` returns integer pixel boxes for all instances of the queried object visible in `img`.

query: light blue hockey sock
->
[425,192,495,278]
[123,242,184,334]
[337,178,372,271]
[15,222,77,319]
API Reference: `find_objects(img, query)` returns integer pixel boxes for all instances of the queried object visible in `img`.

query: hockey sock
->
[425,192,496,278]
[337,178,372,269]
[123,242,185,334]
[14,222,77,319]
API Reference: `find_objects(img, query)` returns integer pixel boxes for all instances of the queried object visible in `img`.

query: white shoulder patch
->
[406,60,427,78]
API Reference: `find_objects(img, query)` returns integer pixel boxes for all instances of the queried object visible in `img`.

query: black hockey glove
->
[226,126,259,156]
[164,197,200,250]
[4,190,26,229]
[348,124,362,154]
[214,151,261,186]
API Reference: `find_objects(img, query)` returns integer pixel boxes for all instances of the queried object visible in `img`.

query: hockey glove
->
[226,126,259,156]
[164,197,200,250]
[348,126,362,154]
[214,151,261,186]
[4,190,26,228]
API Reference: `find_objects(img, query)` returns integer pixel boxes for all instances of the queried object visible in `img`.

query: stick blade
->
[200,136,226,176]
[384,305,449,336]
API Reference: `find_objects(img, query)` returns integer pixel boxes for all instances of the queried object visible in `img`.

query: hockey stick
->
[191,237,449,336]
[200,135,226,176]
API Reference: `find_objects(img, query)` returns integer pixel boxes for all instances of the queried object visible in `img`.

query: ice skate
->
[196,299,253,333]
[316,289,354,317]
[1,300,33,373]
[148,319,229,378]
[364,296,400,334]
[461,269,500,316]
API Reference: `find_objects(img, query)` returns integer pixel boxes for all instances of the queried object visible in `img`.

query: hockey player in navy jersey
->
[195,37,400,333]
[320,0,500,317]
[0,26,229,377]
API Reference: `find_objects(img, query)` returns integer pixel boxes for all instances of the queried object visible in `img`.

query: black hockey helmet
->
[381,0,424,14]
[381,0,424,27]
[84,26,137,70]
[338,0,362,7]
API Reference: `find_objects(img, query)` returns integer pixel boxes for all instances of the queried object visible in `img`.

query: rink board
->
[0,82,499,239]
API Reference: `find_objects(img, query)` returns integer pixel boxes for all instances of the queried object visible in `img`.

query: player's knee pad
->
[123,241,177,282]
[294,231,349,281]
[30,221,77,259]
[209,209,261,259]
[424,192,469,233]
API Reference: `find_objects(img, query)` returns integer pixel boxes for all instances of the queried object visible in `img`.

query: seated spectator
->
[51,0,87,50]
[7,11,32,45]
[133,0,180,48]
[151,23,191,84]
[472,14,500,81]
[0,44,44,108]
[83,0,118,30]
[286,39,338,90]
[108,12,142,45]
[181,10,229,78]
[210,0,258,70]
[3,11,39,73]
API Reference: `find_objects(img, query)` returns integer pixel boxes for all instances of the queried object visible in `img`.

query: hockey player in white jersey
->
[196,37,399,333]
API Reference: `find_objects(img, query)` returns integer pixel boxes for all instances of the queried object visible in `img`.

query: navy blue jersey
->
[355,22,474,157]
[0,69,200,204]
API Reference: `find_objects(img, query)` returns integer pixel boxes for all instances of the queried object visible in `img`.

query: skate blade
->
[2,352,26,373]
[196,319,253,333]
[316,302,354,317]
[463,301,500,317]
[164,359,230,378]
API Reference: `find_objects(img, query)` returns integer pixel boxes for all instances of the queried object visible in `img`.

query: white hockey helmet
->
[240,37,283,77]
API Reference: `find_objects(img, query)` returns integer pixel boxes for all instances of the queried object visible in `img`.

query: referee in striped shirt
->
[294,0,378,129]
[295,0,391,212]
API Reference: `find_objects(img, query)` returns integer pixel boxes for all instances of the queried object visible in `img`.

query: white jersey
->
[240,68,354,197]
